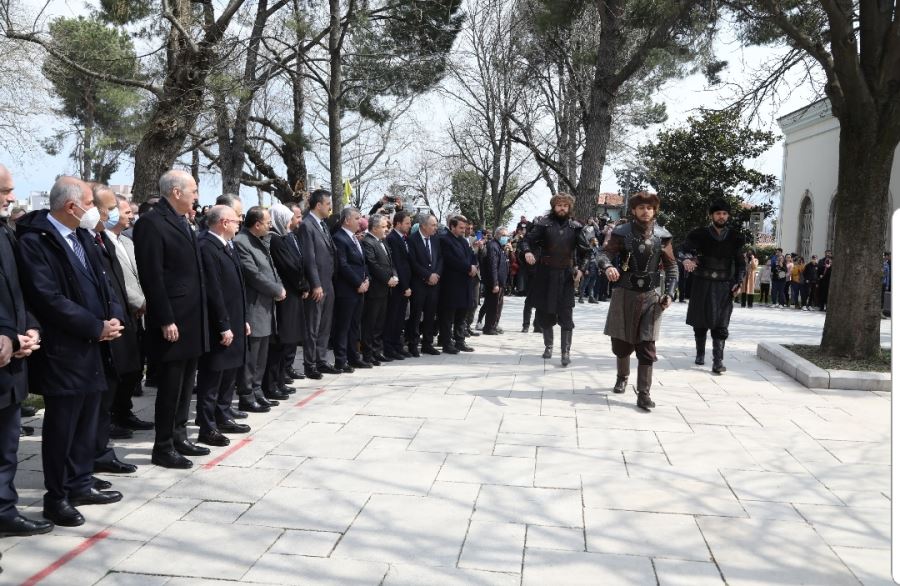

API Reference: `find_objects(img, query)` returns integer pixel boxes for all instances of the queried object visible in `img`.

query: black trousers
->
[407,285,439,348]
[154,358,198,453]
[43,392,100,501]
[239,337,269,398]
[384,289,409,354]
[0,402,20,518]
[263,340,293,393]
[361,295,388,360]
[94,371,122,465]
[333,294,363,366]
[523,298,536,328]
[196,362,238,435]
[740,293,754,308]
[111,369,141,423]
[466,278,481,327]
[438,306,467,348]
[611,337,657,365]
[759,283,770,304]
[484,289,504,329]
[536,306,575,330]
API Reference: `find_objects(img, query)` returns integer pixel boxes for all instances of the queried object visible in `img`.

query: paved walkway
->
[2,298,892,585]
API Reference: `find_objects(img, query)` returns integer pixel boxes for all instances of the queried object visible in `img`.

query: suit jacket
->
[91,230,141,375]
[133,197,209,362]
[482,239,509,289]
[333,228,369,298]
[439,231,474,310]
[0,223,38,408]
[408,230,443,292]
[199,232,248,371]
[110,231,145,312]
[386,229,412,291]
[269,230,308,344]
[298,212,336,293]
[16,210,123,396]
[233,228,283,338]
[362,233,396,299]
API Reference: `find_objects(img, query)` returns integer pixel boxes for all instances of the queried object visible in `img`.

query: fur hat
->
[708,199,730,214]
[627,191,660,210]
[550,192,576,208]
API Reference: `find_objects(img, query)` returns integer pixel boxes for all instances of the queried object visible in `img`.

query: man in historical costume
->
[678,199,747,374]
[520,193,590,367]
[598,192,677,411]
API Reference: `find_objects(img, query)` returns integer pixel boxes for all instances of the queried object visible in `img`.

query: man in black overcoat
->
[482,227,510,335]
[384,211,413,359]
[407,213,443,355]
[361,213,398,364]
[438,215,476,354]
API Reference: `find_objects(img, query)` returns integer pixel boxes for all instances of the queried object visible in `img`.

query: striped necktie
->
[68,233,88,269]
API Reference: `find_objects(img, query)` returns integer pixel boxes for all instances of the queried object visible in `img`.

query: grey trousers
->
[238,336,269,398]
[303,289,335,367]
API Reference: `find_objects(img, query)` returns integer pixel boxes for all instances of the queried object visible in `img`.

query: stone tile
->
[95,573,171,586]
[522,548,656,586]
[578,427,662,451]
[722,469,843,505]
[493,443,536,458]
[473,485,582,527]
[356,437,412,457]
[182,501,249,524]
[339,414,426,438]
[360,394,474,419]
[427,480,482,507]
[269,529,341,557]
[740,501,804,522]
[271,423,371,459]
[243,553,388,585]
[526,525,585,551]
[657,429,760,469]
[818,440,890,465]
[697,517,860,586]
[585,509,710,561]
[383,564,520,586]
[582,476,745,517]
[162,466,289,503]
[458,521,526,573]
[801,461,890,493]
[832,546,894,586]
[534,446,625,489]
[112,497,204,542]
[282,452,444,495]
[437,454,535,486]
[500,414,575,436]
[238,487,369,532]
[794,504,890,549]
[408,418,500,454]
[1,535,143,586]
[654,559,725,586]
[496,431,577,448]
[832,490,891,509]
[254,454,306,470]
[332,494,472,567]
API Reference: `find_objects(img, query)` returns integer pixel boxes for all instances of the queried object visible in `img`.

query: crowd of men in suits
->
[0,165,511,536]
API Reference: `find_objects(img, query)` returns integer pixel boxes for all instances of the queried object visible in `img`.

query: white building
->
[776,99,900,259]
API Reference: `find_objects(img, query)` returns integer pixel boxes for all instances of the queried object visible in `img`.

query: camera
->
[385,195,398,203]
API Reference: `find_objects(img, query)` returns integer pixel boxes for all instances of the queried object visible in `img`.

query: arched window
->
[826,194,837,251]
[798,192,813,260]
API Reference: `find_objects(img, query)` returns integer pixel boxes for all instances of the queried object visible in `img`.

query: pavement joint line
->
[294,388,326,408]
[202,438,253,470]
[21,529,111,586]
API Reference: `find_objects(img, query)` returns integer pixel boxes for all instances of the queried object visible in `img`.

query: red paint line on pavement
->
[202,437,253,469]
[22,529,111,586]
[295,388,325,408]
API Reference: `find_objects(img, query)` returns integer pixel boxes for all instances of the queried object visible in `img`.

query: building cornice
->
[777,98,833,136]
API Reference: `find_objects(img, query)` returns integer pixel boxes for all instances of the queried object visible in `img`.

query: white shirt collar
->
[47,213,75,241]
[209,231,229,247]
[341,226,358,242]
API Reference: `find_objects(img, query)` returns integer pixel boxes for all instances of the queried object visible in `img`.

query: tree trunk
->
[327,0,343,210]
[820,121,894,358]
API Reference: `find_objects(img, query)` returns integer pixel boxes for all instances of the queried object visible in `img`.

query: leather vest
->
[616,222,671,292]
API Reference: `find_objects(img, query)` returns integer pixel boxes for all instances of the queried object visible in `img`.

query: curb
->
[756,342,891,392]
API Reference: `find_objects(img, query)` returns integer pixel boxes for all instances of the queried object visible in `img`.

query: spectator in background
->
[817,250,833,311]
[770,253,788,308]
[790,255,804,309]
[740,251,759,308]
[882,252,891,311]
[758,257,771,305]
[481,227,509,335]
[803,254,820,311]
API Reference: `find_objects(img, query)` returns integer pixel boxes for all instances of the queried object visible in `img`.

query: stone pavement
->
[1,298,892,585]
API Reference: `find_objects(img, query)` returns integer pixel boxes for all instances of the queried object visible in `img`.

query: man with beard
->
[520,193,590,366]
[599,192,677,411]
[678,199,746,374]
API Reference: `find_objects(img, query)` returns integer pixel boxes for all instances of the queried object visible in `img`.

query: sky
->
[1,3,820,225]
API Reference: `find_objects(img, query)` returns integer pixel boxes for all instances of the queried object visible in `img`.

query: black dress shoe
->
[264,388,290,401]
[238,398,270,413]
[281,385,297,395]
[482,328,499,335]
[227,407,249,419]
[20,425,34,437]
[374,353,392,363]
[456,343,475,352]
[368,358,381,366]
[20,404,37,417]
[282,375,294,385]
[174,440,211,456]
[349,360,373,369]
[407,347,420,357]
[385,351,406,361]
[151,450,192,469]
[93,477,113,490]
[442,346,460,355]
[466,328,481,337]
[43,500,84,527]
[400,349,412,358]
[0,513,53,537]
[198,430,230,447]
[94,459,137,474]
[317,363,341,375]
[336,363,355,373]
[117,413,154,430]
[109,424,134,440]
[256,395,279,408]
[422,345,441,356]
[69,488,123,506]
[304,367,323,380]
[288,368,304,379]
[217,420,251,434]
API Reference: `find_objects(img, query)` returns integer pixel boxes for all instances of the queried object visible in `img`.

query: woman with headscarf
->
[264,202,309,395]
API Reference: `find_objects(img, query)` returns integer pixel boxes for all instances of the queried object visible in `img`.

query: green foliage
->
[626,109,778,243]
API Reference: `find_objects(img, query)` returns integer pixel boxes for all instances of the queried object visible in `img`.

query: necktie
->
[95,233,104,247]
[68,233,87,269]
[290,233,301,254]
[424,237,431,261]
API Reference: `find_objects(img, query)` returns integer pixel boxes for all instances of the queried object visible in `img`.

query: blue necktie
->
[68,233,87,269]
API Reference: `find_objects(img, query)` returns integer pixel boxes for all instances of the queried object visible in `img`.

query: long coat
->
[333,228,368,298]
[298,213,335,295]
[741,257,759,294]
[438,231,474,310]
[362,232,396,299]
[481,239,509,290]
[0,224,38,408]
[386,229,412,291]
[133,197,209,362]
[92,230,141,375]
[16,210,123,396]
[269,230,308,344]
[520,215,589,315]
[199,232,248,371]
[408,230,442,294]
[233,228,283,338]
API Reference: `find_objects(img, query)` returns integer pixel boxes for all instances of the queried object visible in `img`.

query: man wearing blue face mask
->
[481,227,510,335]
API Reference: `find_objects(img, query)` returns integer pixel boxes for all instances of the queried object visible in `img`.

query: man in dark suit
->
[88,184,140,475]
[196,205,251,447]
[438,215,476,354]
[407,213,443,356]
[299,190,337,379]
[0,164,52,536]
[233,206,287,410]
[384,211,413,359]
[481,227,510,335]
[17,176,125,527]
[134,170,210,469]
[361,214,398,364]
[332,207,371,371]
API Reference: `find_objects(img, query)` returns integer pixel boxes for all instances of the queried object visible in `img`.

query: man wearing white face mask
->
[16,176,126,527]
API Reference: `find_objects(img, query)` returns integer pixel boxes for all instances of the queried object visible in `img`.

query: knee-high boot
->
[694,330,706,365]
[560,330,572,366]
[712,338,727,374]
[636,364,655,410]
[542,327,553,359]
[613,356,629,393]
